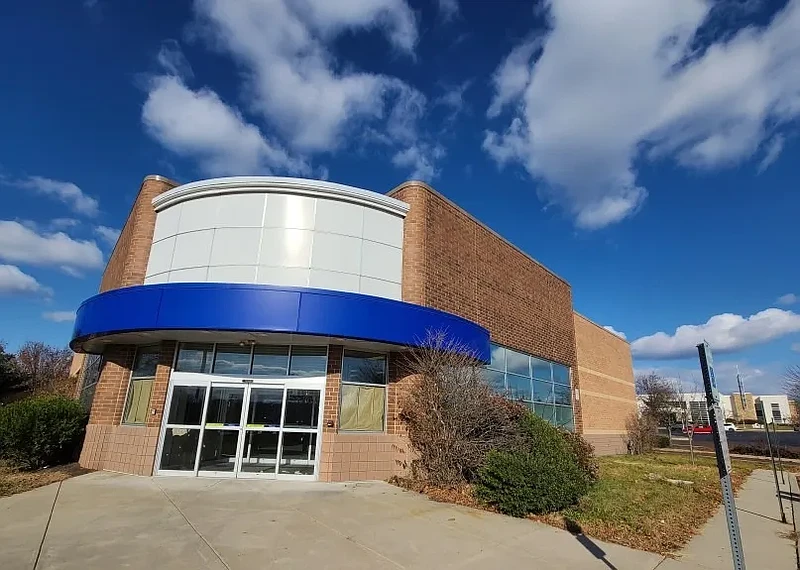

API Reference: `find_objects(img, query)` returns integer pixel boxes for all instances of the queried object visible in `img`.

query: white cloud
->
[485,0,800,229]
[157,39,194,79]
[632,308,800,359]
[437,0,459,21]
[50,218,80,230]
[42,310,76,323]
[603,325,627,340]
[634,360,777,393]
[192,0,422,152]
[0,265,51,296]
[94,225,121,247]
[392,144,445,181]
[142,75,310,176]
[757,134,785,173]
[778,293,798,305]
[0,221,104,273]
[16,176,99,217]
[436,80,471,121]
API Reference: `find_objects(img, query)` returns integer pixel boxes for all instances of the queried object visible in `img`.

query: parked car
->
[723,422,737,431]
[684,425,712,434]
[753,423,764,429]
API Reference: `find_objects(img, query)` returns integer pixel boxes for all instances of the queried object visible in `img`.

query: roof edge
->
[574,311,630,345]
[389,180,570,287]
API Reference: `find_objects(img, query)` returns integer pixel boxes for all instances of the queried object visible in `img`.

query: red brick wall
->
[390,183,577,369]
[99,175,177,292]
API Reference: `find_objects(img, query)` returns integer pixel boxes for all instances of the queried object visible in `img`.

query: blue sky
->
[1,0,799,393]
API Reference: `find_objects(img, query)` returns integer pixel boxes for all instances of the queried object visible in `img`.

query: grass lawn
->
[540,453,761,554]
[0,461,89,498]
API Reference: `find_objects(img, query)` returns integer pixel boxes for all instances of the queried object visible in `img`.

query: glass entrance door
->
[158,380,323,480]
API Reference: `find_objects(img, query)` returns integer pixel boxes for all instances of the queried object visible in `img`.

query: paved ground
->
[0,469,795,570]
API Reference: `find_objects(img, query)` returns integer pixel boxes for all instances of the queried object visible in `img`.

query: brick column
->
[322,345,343,433]
[147,341,176,428]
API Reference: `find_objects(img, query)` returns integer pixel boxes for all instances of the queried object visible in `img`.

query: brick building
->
[70,175,636,481]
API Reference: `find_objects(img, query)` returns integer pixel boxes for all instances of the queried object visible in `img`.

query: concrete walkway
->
[0,469,795,570]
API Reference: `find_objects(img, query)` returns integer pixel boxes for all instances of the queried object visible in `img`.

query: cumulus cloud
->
[16,176,99,217]
[94,225,121,247]
[0,265,51,296]
[143,75,310,176]
[143,2,440,178]
[485,0,800,228]
[777,293,797,305]
[631,308,800,359]
[0,221,104,273]
[603,325,627,340]
[193,0,420,151]
[42,310,76,323]
[635,361,775,393]
[392,144,446,181]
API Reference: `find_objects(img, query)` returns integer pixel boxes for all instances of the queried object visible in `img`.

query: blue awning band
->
[70,283,490,362]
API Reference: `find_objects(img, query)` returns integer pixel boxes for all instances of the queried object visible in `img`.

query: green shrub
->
[560,430,599,484]
[0,395,88,470]
[475,413,589,517]
[656,435,671,448]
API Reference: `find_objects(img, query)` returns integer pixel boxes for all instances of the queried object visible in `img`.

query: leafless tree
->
[674,376,700,465]
[636,372,679,445]
[784,365,800,414]
[15,341,74,394]
[400,331,526,487]
[625,412,658,455]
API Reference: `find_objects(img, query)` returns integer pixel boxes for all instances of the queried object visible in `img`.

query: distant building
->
[674,392,795,425]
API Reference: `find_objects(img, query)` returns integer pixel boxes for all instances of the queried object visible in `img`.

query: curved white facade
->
[144,177,408,300]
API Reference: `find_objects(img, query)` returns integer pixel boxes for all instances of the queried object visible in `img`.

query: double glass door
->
[158,381,322,479]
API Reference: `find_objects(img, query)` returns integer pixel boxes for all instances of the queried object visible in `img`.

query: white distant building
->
[640,392,796,425]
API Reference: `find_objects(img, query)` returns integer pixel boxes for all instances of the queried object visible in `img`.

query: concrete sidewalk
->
[660,468,796,570]
[0,469,795,570]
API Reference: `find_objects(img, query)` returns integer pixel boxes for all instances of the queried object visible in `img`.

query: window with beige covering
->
[122,346,160,424]
[339,350,387,432]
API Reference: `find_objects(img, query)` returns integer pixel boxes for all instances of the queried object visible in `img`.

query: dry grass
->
[544,453,759,554]
[391,452,765,555]
[0,461,89,498]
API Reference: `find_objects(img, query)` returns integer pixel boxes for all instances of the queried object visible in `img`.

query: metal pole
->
[772,420,786,484]
[697,342,745,570]
[764,420,787,523]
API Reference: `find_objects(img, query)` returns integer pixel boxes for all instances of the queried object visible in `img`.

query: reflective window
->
[489,345,506,371]
[342,351,386,385]
[289,346,327,377]
[212,344,252,376]
[531,358,551,381]
[167,386,206,425]
[251,345,289,376]
[131,347,159,378]
[553,364,570,386]
[205,387,244,426]
[484,343,573,430]
[279,432,317,475]
[284,389,320,429]
[246,388,283,428]
[160,428,200,471]
[506,350,529,377]
[175,344,213,373]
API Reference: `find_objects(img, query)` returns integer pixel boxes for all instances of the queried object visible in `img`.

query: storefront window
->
[484,343,574,430]
[339,351,387,432]
[122,346,160,425]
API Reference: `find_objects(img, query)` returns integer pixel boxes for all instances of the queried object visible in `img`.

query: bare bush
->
[15,342,73,394]
[625,412,658,455]
[400,332,526,487]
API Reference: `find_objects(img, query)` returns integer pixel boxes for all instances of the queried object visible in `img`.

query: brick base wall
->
[79,424,160,475]
[319,434,409,482]
[584,433,628,455]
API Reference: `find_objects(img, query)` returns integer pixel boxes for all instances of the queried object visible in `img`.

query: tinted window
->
[489,344,505,371]
[175,344,213,373]
[283,389,320,428]
[553,363,570,386]
[289,346,327,377]
[251,345,289,376]
[342,351,386,385]
[212,344,252,376]
[506,349,529,377]
[531,358,551,381]
[132,347,159,378]
[167,386,206,425]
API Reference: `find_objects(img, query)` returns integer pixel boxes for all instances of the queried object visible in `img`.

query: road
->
[672,429,800,453]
